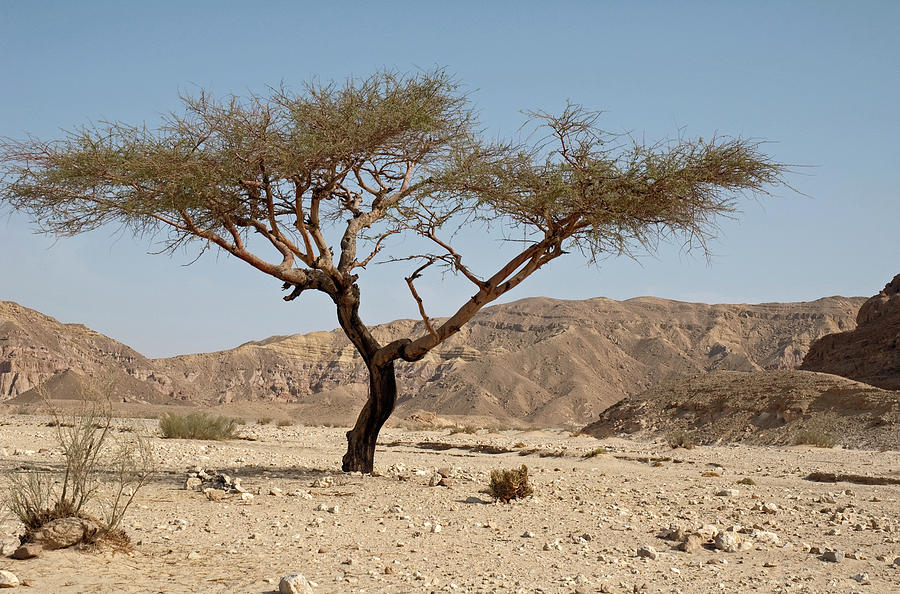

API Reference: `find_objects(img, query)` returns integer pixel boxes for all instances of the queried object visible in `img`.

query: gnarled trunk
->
[342,360,397,473]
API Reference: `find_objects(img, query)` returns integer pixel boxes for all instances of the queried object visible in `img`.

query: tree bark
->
[341,360,398,473]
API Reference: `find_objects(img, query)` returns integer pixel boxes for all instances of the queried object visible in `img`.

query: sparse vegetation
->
[449,425,478,435]
[583,446,608,458]
[667,430,696,449]
[793,428,837,448]
[257,417,273,426]
[276,419,293,427]
[488,465,534,502]
[159,412,240,440]
[5,389,153,545]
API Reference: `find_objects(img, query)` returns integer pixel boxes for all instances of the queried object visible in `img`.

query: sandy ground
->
[0,415,898,593]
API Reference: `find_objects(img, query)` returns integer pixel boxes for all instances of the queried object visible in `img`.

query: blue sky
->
[1,1,897,357]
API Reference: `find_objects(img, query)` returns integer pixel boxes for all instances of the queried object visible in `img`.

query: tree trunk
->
[342,360,398,473]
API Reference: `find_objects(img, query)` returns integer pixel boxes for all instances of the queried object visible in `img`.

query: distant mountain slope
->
[1,295,865,425]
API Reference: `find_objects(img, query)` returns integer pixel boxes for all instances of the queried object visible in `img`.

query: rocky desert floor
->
[0,414,898,593]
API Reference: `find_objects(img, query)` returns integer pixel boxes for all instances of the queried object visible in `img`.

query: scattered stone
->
[437,467,452,478]
[851,573,869,583]
[680,533,704,553]
[430,523,442,533]
[716,489,739,498]
[31,517,99,550]
[714,532,742,553]
[0,570,19,588]
[184,477,202,490]
[847,550,867,560]
[11,543,41,560]
[313,476,334,488]
[187,551,201,560]
[658,523,687,542]
[239,492,254,501]
[438,477,454,487]
[637,545,658,560]
[698,524,719,539]
[269,487,283,496]
[279,572,313,594]
[892,556,900,567]
[522,531,535,538]
[763,561,777,568]
[822,549,844,563]
[751,530,780,545]
[543,539,561,551]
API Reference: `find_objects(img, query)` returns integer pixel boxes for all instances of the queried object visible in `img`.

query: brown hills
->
[801,273,900,389]
[1,295,865,426]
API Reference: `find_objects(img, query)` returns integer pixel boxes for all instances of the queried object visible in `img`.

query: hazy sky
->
[1,1,897,357]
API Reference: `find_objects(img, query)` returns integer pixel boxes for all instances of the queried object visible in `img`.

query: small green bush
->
[488,465,533,502]
[159,413,240,440]
[793,429,837,448]
[667,430,695,449]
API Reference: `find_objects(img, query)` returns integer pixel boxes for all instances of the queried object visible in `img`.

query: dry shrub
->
[257,417,273,425]
[582,446,608,458]
[793,428,837,448]
[276,419,293,427]
[488,465,533,502]
[159,412,240,440]
[5,381,154,545]
[667,429,695,449]
[449,425,478,435]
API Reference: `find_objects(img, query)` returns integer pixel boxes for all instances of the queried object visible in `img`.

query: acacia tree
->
[0,70,783,472]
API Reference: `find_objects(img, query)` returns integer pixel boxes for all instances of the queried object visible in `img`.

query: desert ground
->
[1,413,898,593]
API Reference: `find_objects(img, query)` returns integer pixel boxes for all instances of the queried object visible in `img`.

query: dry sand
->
[0,415,898,593]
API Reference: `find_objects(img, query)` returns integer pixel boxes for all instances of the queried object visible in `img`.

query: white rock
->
[279,572,313,594]
[714,531,742,553]
[751,530,780,545]
[716,489,739,498]
[0,570,19,588]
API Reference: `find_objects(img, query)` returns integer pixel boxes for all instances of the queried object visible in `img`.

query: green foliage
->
[488,465,534,502]
[159,412,240,440]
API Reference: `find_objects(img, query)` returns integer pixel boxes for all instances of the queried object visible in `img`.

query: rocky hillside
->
[1,295,864,425]
[801,273,900,389]
[580,370,900,450]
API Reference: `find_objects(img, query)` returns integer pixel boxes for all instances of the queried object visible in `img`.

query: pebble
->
[184,477,202,490]
[637,545,658,560]
[680,533,704,553]
[851,573,869,583]
[11,543,41,559]
[716,489,739,498]
[822,549,844,563]
[714,532,742,553]
[204,488,226,502]
[0,538,19,557]
[279,572,313,594]
[0,570,19,588]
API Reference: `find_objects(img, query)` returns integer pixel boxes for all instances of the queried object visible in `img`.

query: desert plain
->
[1,412,898,593]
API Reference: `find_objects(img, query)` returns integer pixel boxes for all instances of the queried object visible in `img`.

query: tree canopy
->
[0,69,785,471]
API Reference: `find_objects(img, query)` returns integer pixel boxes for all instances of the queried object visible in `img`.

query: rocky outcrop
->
[801,274,900,389]
[580,370,900,450]
[1,295,866,426]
